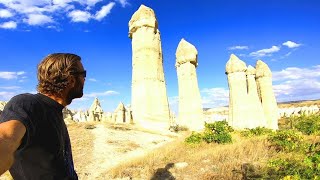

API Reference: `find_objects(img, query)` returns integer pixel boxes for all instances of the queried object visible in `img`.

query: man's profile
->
[0,53,86,179]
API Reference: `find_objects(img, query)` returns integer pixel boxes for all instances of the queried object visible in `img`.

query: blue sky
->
[0,0,320,113]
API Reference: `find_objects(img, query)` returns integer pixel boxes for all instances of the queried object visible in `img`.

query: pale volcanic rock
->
[129,5,170,131]
[89,97,104,122]
[256,60,279,130]
[225,54,248,129]
[246,65,267,128]
[114,102,126,123]
[175,39,204,131]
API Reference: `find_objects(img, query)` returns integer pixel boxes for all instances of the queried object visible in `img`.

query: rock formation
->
[175,39,204,130]
[89,97,104,121]
[0,101,6,111]
[129,5,170,131]
[225,55,279,130]
[225,54,248,129]
[256,60,279,130]
[246,65,267,128]
[63,107,74,124]
[114,102,126,123]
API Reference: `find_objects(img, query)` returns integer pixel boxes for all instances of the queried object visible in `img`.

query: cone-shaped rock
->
[256,60,279,130]
[225,54,248,129]
[89,97,104,121]
[114,102,126,123]
[129,5,170,131]
[176,39,204,131]
[246,65,267,128]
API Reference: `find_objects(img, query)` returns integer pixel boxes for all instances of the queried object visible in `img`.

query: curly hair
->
[37,53,82,96]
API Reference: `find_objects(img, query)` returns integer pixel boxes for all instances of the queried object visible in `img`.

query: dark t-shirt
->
[0,93,78,180]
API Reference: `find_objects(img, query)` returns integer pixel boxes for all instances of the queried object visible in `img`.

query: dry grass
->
[68,122,95,178]
[103,132,274,180]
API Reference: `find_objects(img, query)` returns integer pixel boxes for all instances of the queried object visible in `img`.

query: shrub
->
[293,114,320,135]
[265,151,320,180]
[268,129,303,152]
[240,127,273,137]
[185,121,233,144]
[185,132,202,144]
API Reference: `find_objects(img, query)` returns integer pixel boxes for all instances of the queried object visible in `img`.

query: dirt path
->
[77,124,174,179]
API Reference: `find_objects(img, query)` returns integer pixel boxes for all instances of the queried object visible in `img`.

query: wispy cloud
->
[249,46,280,57]
[94,2,115,21]
[0,86,21,90]
[0,9,13,18]
[0,71,26,80]
[228,45,249,50]
[272,65,320,102]
[68,10,91,22]
[23,14,54,25]
[88,78,97,82]
[0,0,126,29]
[273,66,320,82]
[201,87,229,108]
[115,0,129,7]
[0,91,17,101]
[85,90,119,98]
[0,21,17,29]
[282,41,301,48]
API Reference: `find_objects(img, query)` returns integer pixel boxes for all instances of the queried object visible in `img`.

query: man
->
[0,53,86,179]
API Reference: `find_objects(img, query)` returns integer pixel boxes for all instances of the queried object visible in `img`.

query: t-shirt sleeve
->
[0,94,37,150]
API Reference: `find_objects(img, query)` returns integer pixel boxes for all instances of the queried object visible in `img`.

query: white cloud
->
[272,65,320,102]
[0,91,17,101]
[0,71,25,80]
[86,0,103,7]
[201,87,229,108]
[249,46,280,57]
[115,0,128,7]
[0,86,21,90]
[228,46,249,50]
[0,9,13,18]
[88,78,97,82]
[23,13,53,25]
[282,41,301,48]
[85,90,119,98]
[0,21,17,29]
[273,66,320,82]
[0,0,128,28]
[94,2,115,21]
[68,10,91,22]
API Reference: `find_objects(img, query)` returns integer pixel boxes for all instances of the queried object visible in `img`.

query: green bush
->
[265,150,320,180]
[185,121,233,144]
[268,129,303,152]
[293,114,320,135]
[185,132,202,144]
[240,127,273,137]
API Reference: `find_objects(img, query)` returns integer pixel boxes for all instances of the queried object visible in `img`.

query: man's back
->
[0,93,77,180]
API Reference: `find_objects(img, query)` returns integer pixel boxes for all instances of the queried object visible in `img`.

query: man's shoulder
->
[10,93,37,102]
[8,93,41,107]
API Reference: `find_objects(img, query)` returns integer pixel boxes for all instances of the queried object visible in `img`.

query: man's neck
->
[40,93,67,107]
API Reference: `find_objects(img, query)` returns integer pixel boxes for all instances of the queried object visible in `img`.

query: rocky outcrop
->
[0,101,6,111]
[225,55,278,130]
[246,65,267,128]
[89,97,104,121]
[256,60,279,130]
[225,54,248,129]
[113,102,126,123]
[129,5,170,131]
[175,39,204,131]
